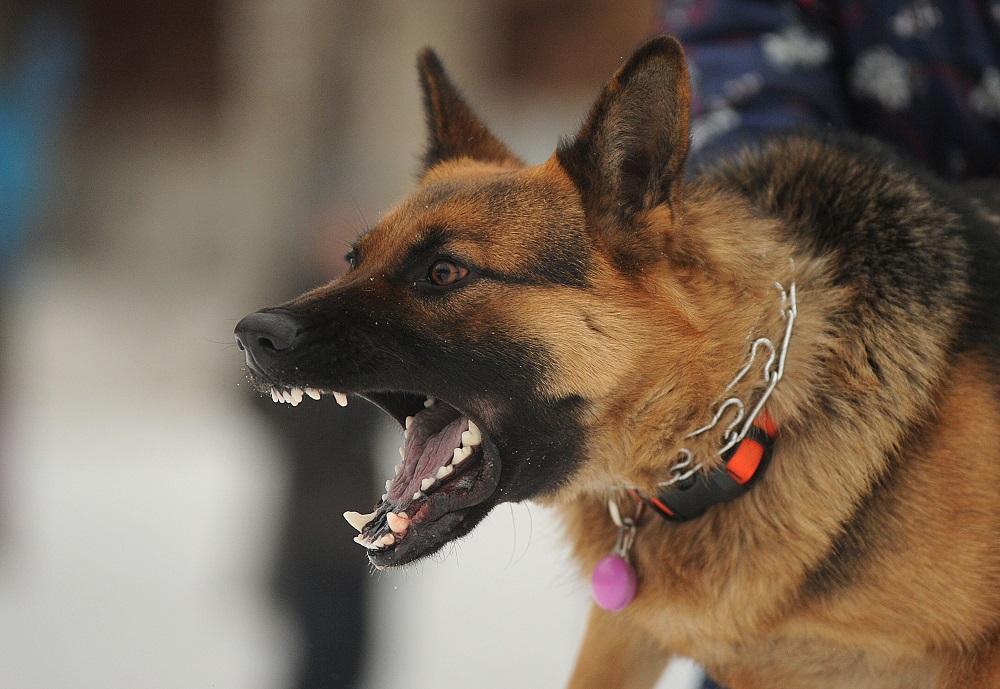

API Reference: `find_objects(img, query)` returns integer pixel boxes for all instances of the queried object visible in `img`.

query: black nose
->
[234,309,305,375]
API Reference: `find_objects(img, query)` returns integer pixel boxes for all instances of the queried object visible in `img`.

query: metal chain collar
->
[660,280,797,489]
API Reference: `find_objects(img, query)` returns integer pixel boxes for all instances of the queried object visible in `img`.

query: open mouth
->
[265,384,502,568]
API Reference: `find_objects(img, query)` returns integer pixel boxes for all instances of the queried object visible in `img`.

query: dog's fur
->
[236,37,1000,688]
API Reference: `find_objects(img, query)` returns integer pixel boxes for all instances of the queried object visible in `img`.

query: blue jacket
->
[658,0,1000,178]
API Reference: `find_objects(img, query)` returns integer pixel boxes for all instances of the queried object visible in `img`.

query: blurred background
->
[0,1,705,687]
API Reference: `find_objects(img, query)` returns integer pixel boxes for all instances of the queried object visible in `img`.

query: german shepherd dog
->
[235,36,1000,688]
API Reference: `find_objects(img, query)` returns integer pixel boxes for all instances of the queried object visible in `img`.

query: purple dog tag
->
[591,554,636,611]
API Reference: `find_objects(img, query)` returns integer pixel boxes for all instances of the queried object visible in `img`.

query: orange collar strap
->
[635,408,777,521]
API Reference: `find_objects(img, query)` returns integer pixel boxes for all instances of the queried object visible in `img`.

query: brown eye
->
[429,260,468,286]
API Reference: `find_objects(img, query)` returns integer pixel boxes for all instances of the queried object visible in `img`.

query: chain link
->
[660,280,797,488]
[607,496,643,558]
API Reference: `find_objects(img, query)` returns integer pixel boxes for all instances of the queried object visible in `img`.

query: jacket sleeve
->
[658,0,851,167]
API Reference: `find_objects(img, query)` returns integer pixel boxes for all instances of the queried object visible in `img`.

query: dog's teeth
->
[394,464,403,475]
[343,511,376,532]
[380,534,396,547]
[424,397,436,408]
[280,389,293,404]
[354,534,379,550]
[466,421,482,445]
[386,512,410,534]
[270,389,281,403]
[333,391,348,407]
[453,446,472,464]
[405,416,414,430]
[420,477,435,491]
[436,465,454,480]
[304,387,321,400]
[461,424,482,448]
[290,387,304,405]
[385,479,393,492]
[398,447,405,460]
[412,491,424,501]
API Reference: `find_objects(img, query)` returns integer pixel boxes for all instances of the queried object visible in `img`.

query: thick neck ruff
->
[591,280,796,611]
[638,279,796,520]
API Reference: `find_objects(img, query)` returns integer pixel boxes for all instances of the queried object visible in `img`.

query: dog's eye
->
[429,259,468,286]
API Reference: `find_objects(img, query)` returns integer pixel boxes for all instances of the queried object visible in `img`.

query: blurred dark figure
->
[658,1,999,687]
[256,381,380,689]
[245,203,383,689]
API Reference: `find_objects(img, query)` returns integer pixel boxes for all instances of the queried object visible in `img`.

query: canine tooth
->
[270,389,281,403]
[343,511,376,532]
[424,396,436,408]
[290,387,304,405]
[394,464,402,475]
[412,491,424,501]
[453,446,472,464]
[436,465,454,480]
[405,416,414,430]
[333,391,348,407]
[465,421,482,446]
[380,534,396,547]
[461,429,482,448]
[305,387,321,400]
[386,512,410,533]
[421,477,436,491]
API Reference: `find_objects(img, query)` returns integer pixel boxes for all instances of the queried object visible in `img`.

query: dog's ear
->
[417,48,520,172]
[557,36,690,223]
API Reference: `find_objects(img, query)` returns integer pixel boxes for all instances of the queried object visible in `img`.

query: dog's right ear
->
[417,49,521,172]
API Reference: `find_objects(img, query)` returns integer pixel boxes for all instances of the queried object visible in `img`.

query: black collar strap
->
[632,409,777,521]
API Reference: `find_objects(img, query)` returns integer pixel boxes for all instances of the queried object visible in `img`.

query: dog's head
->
[235,37,694,567]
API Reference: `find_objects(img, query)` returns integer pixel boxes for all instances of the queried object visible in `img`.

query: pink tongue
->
[387,413,468,503]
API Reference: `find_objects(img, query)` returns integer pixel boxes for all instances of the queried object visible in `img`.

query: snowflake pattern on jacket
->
[658,0,1000,178]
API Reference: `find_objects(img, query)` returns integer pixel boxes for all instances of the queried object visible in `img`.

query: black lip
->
[362,391,428,426]
[366,436,503,568]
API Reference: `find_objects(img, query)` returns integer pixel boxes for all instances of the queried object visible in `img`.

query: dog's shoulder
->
[702,132,1000,358]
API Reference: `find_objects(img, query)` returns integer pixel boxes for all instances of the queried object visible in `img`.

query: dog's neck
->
[585,266,797,610]
[636,278,795,520]
[594,190,799,493]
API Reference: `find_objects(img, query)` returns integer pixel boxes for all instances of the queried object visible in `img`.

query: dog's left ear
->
[557,36,691,222]
[417,48,521,172]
